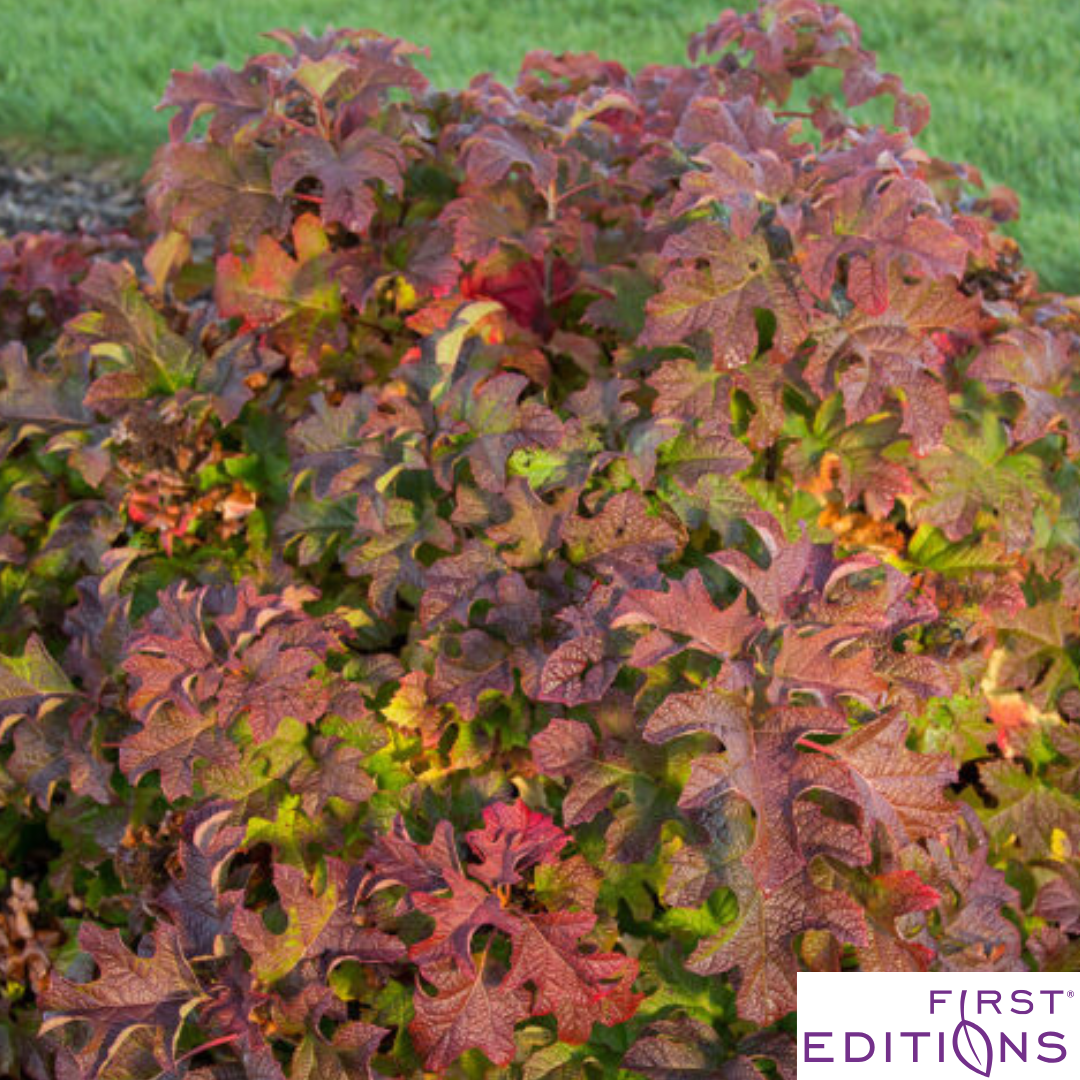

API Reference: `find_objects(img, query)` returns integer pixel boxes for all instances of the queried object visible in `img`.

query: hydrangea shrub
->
[1,2,1079,1077]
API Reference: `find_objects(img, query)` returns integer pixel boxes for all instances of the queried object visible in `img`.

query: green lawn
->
[0,0,1077,291]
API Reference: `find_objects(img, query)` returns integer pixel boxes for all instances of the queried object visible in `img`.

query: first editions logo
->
[799,974,1078,1079]
[947,988,1067,1077]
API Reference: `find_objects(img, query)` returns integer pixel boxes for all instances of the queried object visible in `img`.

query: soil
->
[0,150,143,237]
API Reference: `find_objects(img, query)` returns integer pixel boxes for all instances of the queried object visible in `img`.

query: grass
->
[0,0,1076,290]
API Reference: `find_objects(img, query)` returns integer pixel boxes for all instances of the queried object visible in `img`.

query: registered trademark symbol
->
[1069,990,1076,999]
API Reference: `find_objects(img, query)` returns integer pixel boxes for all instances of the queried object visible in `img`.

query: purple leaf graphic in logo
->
[952,990,994,1078]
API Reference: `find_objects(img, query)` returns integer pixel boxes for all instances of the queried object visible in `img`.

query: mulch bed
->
[0,151,142,237]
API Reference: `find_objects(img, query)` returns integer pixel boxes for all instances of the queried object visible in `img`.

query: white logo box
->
[798,972,1080,1079]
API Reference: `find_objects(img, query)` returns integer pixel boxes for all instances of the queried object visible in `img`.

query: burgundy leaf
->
[409,869,522,971]
[157,802,244,957]
[40,924,204,1078]
[641,224,809,367]
[505,911,641,1044]
[234,860,404,984]
[968,326,1080,450]
[362,817,461,904]
[803,176,970,312]
[613,570,763,659]
[271,129,406,234]
[410,956,529,1070]
[688,872,867,1025]
[289,1022,388,1080]
[118,702,237,801]
[822,713,958,842]
[562,490,687,584]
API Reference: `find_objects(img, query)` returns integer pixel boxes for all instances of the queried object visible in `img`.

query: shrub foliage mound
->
[2,1,1080,1076]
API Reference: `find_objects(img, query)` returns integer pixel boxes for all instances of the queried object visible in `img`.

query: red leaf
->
[803,176,970,312]
[613,570,763,659]
[410,956,529,1070]
[461,256,577,336]
[537,630,617,707]
[159,63,270,143]
[157,802,244,957]
[806,270,980,453]
[688,871,867,1025]
[409,868,521,971]
[530,718,624,826]
[148,143,290,249]
[465,801,569,889]
[772,624,885,707]
[712,526,835,627]
[968,327,1080,450]
[272,129,406,234]
[430,629,516,720]
[642,224,809,366]
[460,124,558,191]
[505,911,641,1044]
[215,214,343,375]
[217,632,328,741]
[118,702,237,801]
[562,489,687,584]
[822,713,958,842]
[530,717,597,778]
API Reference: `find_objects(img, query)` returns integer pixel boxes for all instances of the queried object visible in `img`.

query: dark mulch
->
[0,151,142,237]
